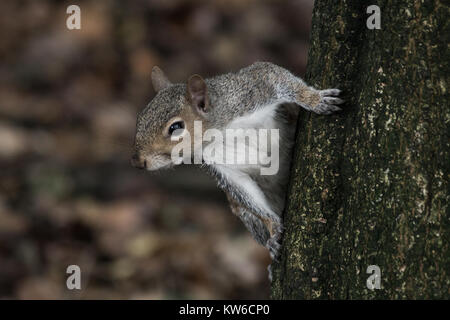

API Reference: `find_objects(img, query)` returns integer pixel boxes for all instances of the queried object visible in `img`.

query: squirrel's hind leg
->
[225,189,283,280]
[225,191,270,246]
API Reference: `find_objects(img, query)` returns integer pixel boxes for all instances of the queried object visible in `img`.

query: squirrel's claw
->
[314,88,345,115]
[267,238,282,262]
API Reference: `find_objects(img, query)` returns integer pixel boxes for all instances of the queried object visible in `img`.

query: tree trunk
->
[271,0,449,299]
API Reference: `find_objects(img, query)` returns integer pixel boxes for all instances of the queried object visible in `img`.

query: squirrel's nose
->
[131,153,147,169]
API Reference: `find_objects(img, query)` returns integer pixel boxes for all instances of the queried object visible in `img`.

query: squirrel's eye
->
[168,121,185,136]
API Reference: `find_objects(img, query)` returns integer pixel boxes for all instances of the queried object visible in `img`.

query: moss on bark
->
[271,0,449,299]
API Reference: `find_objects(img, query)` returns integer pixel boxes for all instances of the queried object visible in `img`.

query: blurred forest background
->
[0,0,313,299]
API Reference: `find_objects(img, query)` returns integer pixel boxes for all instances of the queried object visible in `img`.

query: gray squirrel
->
[132,62,343,279]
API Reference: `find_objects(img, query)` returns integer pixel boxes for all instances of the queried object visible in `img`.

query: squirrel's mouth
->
[145,154,173,171]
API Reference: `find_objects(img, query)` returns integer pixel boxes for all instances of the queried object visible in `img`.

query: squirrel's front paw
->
[314,89,344,115]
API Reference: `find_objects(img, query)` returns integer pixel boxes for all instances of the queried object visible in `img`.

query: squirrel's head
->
[131,66,210,170]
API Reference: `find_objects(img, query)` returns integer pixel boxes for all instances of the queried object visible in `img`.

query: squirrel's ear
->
[187,74,210,113]
[151,66,171,92]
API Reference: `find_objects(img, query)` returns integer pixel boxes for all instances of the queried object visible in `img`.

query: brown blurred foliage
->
[0,0,313,299]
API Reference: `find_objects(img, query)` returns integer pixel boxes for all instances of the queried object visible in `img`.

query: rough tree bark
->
[271,1,448,299]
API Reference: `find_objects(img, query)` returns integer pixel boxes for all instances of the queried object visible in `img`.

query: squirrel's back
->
[205,62,297,129]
